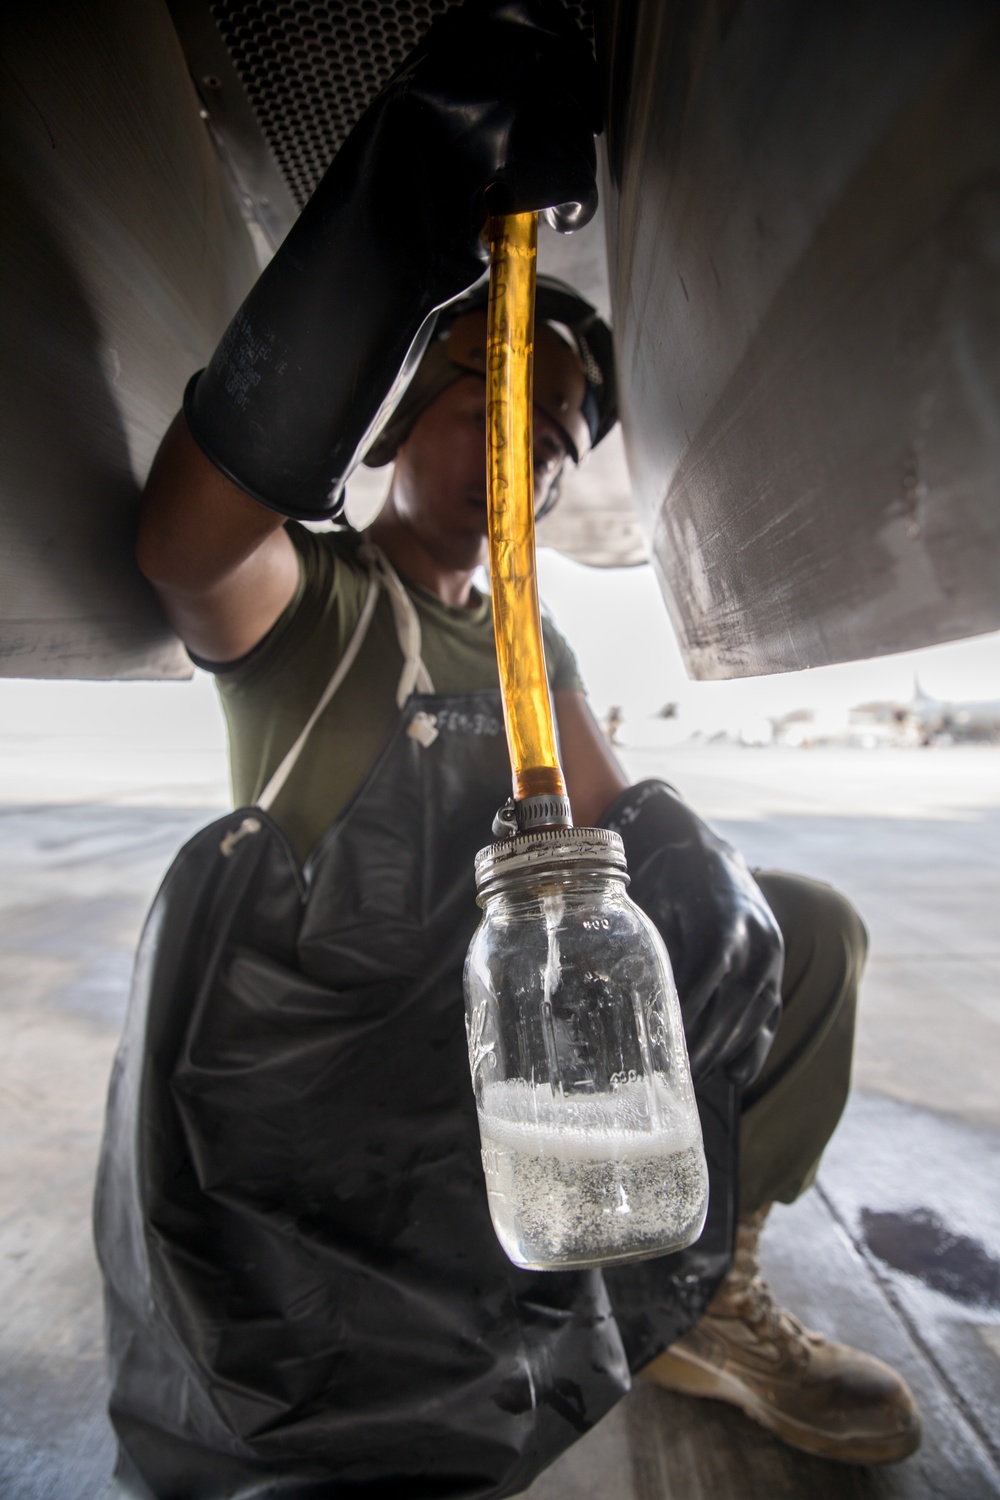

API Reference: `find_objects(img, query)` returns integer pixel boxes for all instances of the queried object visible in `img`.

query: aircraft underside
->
[2,0,998,679]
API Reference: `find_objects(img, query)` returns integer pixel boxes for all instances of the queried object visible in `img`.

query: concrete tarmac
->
[1,747,998,1498]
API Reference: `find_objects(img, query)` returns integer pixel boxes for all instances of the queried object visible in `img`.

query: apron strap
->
[256,542,435,812]
[359,542,436,708]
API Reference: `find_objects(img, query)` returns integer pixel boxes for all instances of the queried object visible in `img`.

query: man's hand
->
[601,781,784,1087]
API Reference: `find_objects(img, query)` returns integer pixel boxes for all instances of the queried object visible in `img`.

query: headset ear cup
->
[534,466,563,521]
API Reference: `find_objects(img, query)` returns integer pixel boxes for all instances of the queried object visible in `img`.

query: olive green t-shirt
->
[207,524,584,862]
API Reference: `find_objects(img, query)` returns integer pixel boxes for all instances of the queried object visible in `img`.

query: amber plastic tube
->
[486,213,568,809]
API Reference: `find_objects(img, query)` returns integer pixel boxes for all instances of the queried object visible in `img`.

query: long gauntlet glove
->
[601,781,784,1088]
[184,0,599,520]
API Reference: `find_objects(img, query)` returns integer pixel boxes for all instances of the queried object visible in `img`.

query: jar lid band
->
[474,826,628,897]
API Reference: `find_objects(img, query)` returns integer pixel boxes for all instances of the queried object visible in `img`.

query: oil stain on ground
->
[861,1206,1000,1309]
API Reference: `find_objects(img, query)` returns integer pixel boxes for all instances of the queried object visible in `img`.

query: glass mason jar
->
[464,827,708,1271]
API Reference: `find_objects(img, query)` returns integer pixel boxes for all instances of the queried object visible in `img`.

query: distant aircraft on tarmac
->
[852,682,1000,746]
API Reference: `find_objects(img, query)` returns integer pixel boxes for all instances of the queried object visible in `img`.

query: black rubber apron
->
[95,552,736,1500]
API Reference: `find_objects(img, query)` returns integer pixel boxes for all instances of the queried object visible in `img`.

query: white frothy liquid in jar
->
[477,1078,708,1269]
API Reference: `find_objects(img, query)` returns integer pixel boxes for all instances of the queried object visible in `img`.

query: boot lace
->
[712,1211,813,1369]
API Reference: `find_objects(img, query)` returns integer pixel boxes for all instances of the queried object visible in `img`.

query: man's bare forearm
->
[136,413,299,662]
[138,413,286,591]
[554,690,630,827]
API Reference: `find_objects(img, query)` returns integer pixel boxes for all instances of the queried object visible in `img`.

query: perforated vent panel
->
[209,1,593,210]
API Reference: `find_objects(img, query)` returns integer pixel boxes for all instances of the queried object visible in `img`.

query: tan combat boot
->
[643,1207,922,1464]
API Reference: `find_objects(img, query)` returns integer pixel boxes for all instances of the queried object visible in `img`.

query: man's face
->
[388,375,569,563]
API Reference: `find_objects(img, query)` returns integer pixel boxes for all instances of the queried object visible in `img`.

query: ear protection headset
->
[361,275,617,520]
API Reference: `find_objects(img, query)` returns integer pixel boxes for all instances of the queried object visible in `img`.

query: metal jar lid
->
[474,826,629,902]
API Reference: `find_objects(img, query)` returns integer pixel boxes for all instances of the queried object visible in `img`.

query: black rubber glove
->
[601,781,784,1087]
[184,0,599,521]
